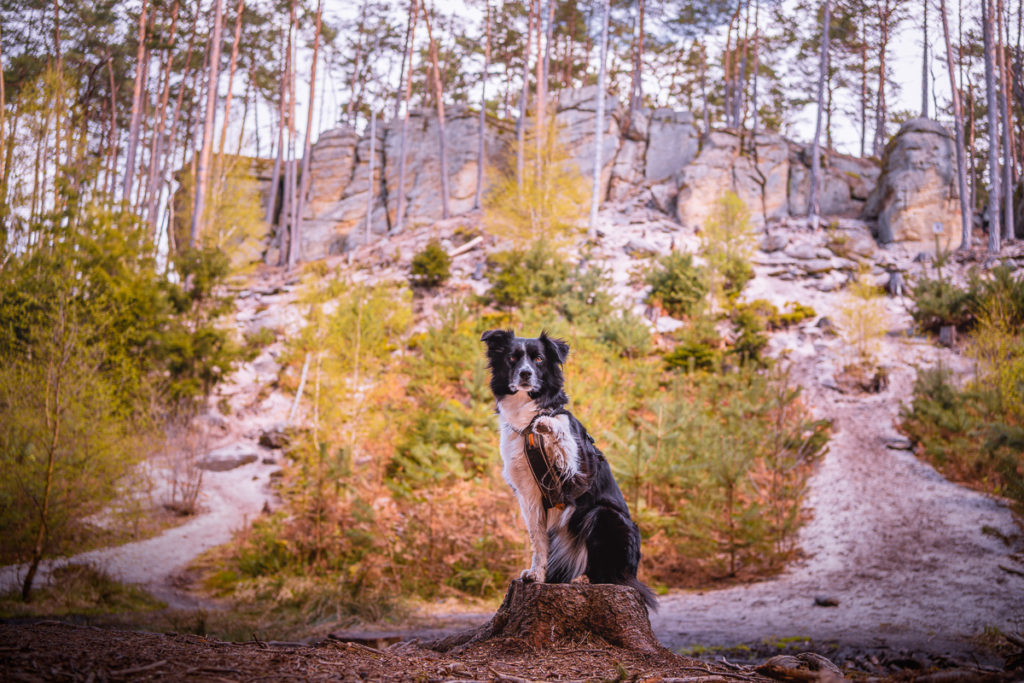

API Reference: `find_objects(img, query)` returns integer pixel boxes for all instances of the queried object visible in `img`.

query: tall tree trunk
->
[516,4,534,192]
[295,0,324,262]
[534,0,545,178]
[123,0,150,205]
[144,0,181,234]
[873,0,890,157]
[422,0,451,219]
[264,27,288,227]
[394,0,412,121]
[983,0,1003,252]
[394,0,419,233]
[629,0,645,114]
[587,0,610,239]
[860,12,867,158]
[474,1,491,210]
[543,0,554,97]
[750,0,760,133]
[191,0,224,248]
[0,21,8,238]
[941,0,973,250]
[214,0,245,199]
[808,0,831,220]
[997,0,1015,240]
[347,1,369,125]
[285,0,299,267]
[365,109,377,243]
[922,0,929,118]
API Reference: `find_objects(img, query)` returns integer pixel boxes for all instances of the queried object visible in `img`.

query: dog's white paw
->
[533,416,558,436]
[520,567,546,583]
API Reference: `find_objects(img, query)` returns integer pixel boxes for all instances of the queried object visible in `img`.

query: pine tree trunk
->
[144,0,181,234]
[123,0,150,206]
[264,27,287,228]
[516,4,533,192]
[428,580,662,654]
[922,0,929,118]
[700,42,710,134]
[983,0,1003,252]
[808,0,831,220]
[286,0,299,267]
[365,109,377,243]
[750,0,760,133]
[296,0,324,253]
[191,0,224,248]
[629,0,645,114]
[474,1,491,211]
[997,0,1015,241]
[422,0,451,220]
[873,0,890,157]
[587,0,610,239]
[941,0,973,250]
[394,0,419,234]
[214,0,245,198]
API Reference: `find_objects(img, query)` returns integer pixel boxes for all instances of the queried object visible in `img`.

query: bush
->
[702,191,756,302]
[486,241,570,308]
[645,252,709,318]
[409,240,451,288]
[910,275,977,332]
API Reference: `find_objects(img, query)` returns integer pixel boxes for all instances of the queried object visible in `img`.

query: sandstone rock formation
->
[863,118,963,251]
[675,129,790,229]
[249,88,902,263]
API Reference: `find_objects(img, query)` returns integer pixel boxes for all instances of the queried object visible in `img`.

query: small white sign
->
[932,222,945,234]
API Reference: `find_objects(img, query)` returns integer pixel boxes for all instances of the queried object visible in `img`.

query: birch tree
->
[123,0,150,205]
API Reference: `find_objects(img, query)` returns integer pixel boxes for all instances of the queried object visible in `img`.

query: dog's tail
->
[624,576,658,611]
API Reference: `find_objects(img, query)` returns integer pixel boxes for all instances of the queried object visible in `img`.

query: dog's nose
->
[519,369,532,381]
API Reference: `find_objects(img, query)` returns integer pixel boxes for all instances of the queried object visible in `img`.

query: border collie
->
[481,329,656,608]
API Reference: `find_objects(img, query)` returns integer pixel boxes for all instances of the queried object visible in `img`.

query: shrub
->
[486,241,570,308]
[702,191,756,302]
[409,240,451,288]
[910,274,977,332]
[836,270,889,365]
[645,252,709,318]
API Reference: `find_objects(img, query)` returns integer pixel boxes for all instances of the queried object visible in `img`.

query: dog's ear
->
[540,331,570,364]
[480,328,513,348]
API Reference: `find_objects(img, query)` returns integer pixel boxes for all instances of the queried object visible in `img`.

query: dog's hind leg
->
[581,506,641,584]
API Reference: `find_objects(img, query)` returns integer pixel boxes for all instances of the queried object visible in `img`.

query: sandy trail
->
[650,273,1024,656]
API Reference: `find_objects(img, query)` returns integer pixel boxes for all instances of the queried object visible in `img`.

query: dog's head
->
[480,329,570,407]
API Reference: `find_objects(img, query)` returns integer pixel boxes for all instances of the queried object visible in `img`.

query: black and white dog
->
[481,329,655,608]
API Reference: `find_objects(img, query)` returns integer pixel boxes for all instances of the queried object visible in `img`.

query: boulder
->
[675,130,790,230]
[644,108,698,182]
[554,86,621,201]
[863,117,963,251]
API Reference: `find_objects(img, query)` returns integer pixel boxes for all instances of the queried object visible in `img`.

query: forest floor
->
[2,215,1024,679]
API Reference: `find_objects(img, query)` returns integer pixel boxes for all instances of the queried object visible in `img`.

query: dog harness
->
[515,409,575,510]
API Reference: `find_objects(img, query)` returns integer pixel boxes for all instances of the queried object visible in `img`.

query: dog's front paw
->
[533,416,557,436]
[570,574,590,584]
[520,567,546,583]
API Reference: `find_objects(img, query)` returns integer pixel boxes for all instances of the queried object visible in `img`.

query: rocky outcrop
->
[863,118,963,251]
[675,129,790,229]
[554,86,621,201]
[789,146,880,218]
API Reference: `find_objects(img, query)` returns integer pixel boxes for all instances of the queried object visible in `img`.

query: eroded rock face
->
[789,145,880,218]
[675,130,790,229]
[645,108,699,182]
[863,118,962,250]
[554,86,621,201]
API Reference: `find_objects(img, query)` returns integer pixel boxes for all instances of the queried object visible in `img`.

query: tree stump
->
[429,580,663,654]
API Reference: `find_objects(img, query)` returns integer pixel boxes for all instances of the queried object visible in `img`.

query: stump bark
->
[429,580,663,654]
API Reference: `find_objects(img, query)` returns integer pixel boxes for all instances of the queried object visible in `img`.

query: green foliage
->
[837,270,889,365]
[701,191,756,303]
[901,267,1024,507]
[485,241,571,308]
[645,252,709,318]
[483,120,588,246]
[0,564,166,618]
[409,240,452,288]
[910,274,977,332]
[0,209,239,589]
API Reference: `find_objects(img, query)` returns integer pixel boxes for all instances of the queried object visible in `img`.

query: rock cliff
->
[254,91,972,263]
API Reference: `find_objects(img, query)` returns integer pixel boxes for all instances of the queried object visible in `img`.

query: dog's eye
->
[534,356,543,364]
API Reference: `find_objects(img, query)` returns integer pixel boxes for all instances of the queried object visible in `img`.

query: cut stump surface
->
[429,579,663,654]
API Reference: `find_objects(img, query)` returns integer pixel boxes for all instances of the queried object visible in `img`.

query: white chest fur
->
[496,392,539,496]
